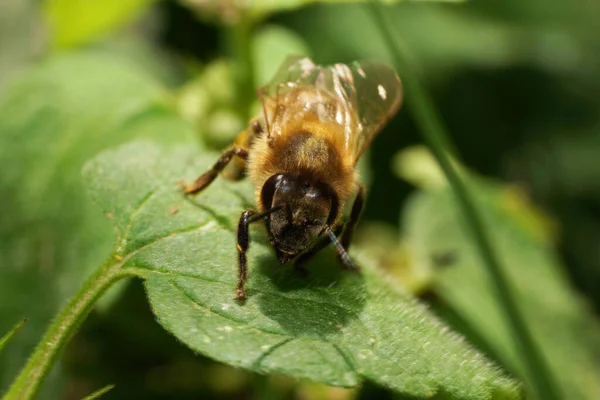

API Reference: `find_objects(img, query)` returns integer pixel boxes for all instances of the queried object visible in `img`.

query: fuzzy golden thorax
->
[247,118,358,217]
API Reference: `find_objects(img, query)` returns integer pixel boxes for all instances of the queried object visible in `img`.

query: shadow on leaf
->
[254,249,366,338]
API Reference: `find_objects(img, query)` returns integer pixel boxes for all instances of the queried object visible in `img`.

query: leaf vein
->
[331,343,357,373]
[122,220,219,262]
[118,185,161,247]
[168,279,275,334]
[148,269,360,319]
[166,278,215,340]
[251,337,295,370]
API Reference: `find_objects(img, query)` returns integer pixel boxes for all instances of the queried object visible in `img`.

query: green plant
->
[2,0,600,399]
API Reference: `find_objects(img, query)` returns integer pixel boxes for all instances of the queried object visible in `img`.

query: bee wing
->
[346,60,403,161]
[258,56,403,163]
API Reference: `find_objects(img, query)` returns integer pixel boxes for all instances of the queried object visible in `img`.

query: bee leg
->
[339,185,365,255]
[235,205,283,302]
[183,147,248,195]
[236,209,256,302]
[223,128,255,181]
[294,225,344,271]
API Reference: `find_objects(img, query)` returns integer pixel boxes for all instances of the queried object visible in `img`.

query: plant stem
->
[0,319,27,352]
[82,384,115,400]
[3,261,133,400]
[366,2,560,399]
[225,18,256,122]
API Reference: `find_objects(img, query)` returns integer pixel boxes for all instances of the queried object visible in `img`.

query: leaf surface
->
[44,0,157,48]
[83,140,520,400]
[400,150,600,399]
[0,52,193,394]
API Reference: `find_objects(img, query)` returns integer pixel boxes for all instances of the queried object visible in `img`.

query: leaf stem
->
[3,260,134,400]
[366,2,560,399]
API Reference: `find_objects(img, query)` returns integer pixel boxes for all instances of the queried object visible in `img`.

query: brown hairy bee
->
[182,56,402,301]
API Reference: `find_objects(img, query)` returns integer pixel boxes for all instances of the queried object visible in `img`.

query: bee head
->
[261,173,338,262]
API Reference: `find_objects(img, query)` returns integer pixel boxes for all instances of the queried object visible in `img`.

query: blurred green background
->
[1,0,599,399]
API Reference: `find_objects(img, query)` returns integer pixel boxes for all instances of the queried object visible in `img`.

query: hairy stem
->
[3,261,137,400]
[366,2,560,399]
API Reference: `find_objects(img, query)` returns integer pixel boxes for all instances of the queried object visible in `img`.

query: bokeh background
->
[1,0,599,399]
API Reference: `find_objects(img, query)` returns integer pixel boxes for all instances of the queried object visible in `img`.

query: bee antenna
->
[325,226,359,271]
[248,204,284,223]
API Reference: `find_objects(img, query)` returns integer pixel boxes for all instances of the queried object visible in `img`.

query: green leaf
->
[0,52,194,394]
[83,140,520,399]
[285,4,549,81]
[400,149,600,399]
[44,0,157,48]
[0,320,27,353]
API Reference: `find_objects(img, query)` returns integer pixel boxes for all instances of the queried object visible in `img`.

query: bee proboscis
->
[182,56,403,301]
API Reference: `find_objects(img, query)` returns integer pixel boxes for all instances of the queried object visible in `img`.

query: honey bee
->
[182,56,402,301]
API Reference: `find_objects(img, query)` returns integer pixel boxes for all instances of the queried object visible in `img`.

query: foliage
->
[397,147,600,399]
[1,0,599,398]
[0,52,193,395]
[44,0,158,48]
[75,140,519,399]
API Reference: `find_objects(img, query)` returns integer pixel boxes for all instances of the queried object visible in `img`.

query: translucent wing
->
[257,56,403,163]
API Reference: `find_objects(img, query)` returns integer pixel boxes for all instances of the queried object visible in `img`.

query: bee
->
[182,56,402,301]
